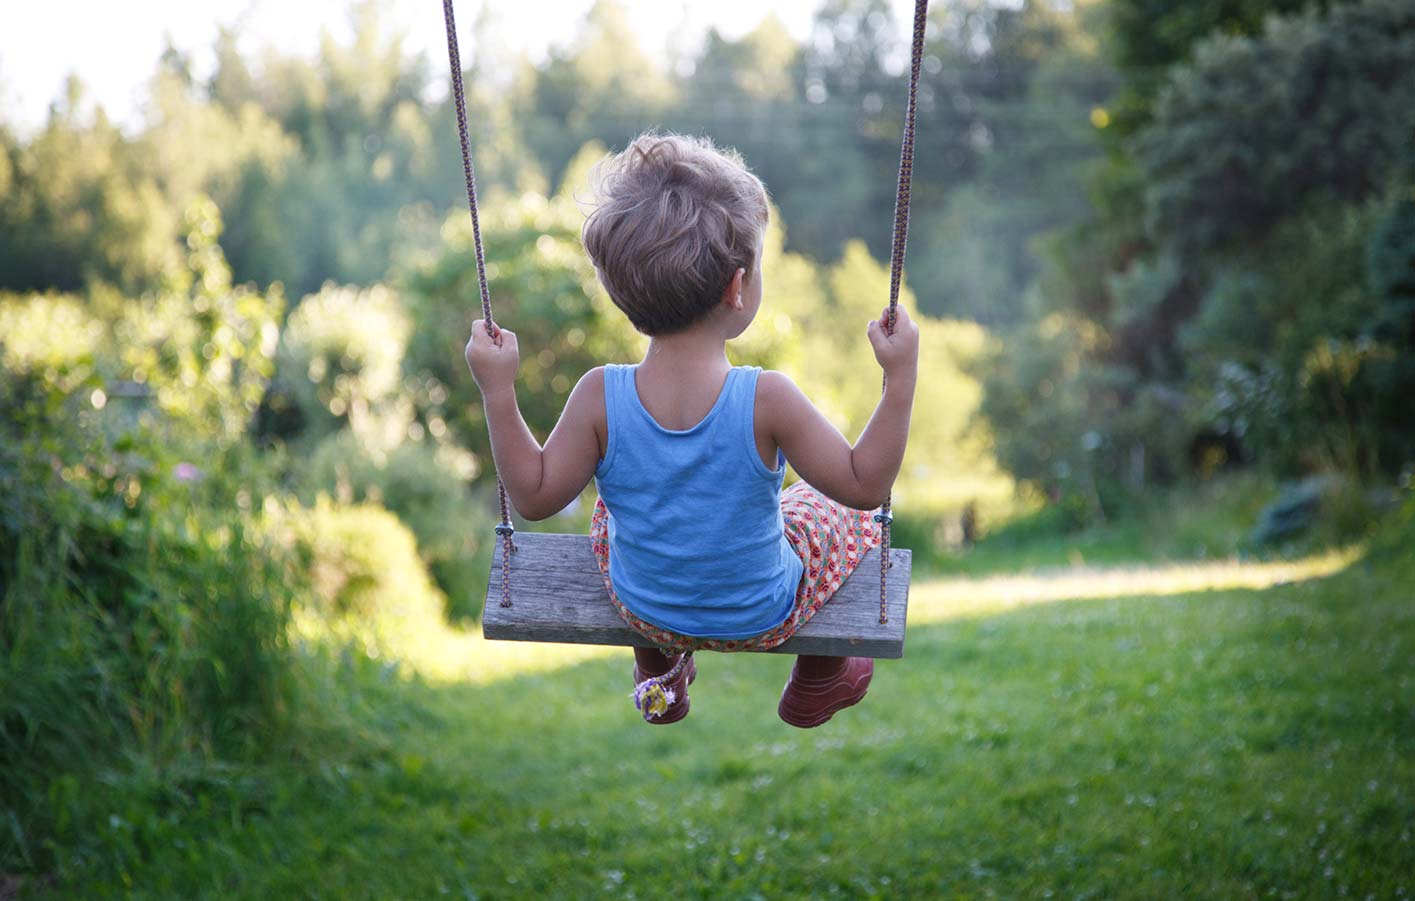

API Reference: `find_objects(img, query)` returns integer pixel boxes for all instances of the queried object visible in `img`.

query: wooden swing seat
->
[481,532,911,658]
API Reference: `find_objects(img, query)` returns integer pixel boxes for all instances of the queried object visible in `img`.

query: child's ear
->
[720,268,746,310]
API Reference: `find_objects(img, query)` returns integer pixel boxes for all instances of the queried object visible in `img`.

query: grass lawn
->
[36,538,1414,899]
[911,475,1293,579]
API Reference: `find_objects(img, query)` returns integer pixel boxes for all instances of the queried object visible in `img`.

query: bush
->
[0,395,297,876]
[0,214,300,878]
[1182,192,1415,479]
[974,312,1192,521]
[270,283,411,445]
[278,498,447,663]
[297,433,490,620]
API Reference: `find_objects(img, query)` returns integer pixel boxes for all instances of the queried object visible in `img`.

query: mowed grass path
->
[57,550,1413,899]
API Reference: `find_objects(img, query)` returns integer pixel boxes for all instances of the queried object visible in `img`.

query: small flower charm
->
[632,679,676,720]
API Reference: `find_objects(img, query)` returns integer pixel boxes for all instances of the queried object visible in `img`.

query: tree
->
[522,0,674,191]
[910,6,1116,323]
[668,16,804,223]
[1105,0,1343,132]
[0,78,181,294]
[1139,0,1415,257]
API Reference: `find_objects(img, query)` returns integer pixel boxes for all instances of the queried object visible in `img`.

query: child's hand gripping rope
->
[867,305,920,381]
[465,318,520,396]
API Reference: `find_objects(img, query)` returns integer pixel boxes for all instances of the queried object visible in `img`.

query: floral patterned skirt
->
[590,481,881,654]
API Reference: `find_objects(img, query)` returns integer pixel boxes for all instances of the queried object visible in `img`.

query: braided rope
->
[876,0,930,625]
[442,0,516,607]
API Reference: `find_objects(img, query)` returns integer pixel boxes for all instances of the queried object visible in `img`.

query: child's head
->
[582,133,769,336]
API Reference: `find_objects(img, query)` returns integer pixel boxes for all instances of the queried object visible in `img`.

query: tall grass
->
[0,434,300,874]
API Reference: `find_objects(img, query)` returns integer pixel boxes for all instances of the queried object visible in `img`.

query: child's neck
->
[633,325,734,429]
[640,324,730,379]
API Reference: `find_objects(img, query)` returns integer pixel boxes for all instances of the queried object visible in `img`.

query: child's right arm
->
[758,306,919,510]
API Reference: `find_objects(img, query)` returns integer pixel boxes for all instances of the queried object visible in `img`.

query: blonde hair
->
[582,133,769,335]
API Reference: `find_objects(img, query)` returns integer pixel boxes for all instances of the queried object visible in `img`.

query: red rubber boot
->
[778,655,873,728]
[632,647,697,724]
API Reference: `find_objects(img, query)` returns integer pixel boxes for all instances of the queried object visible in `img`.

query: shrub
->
[0,213,296,877]
[278,498,447,663]
[1182,192,1415,479]
[270,283,411,445]
[0,392,297,876]
[297,432,490,620]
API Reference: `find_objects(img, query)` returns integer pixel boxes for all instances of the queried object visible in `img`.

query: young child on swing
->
[464,133,918,728]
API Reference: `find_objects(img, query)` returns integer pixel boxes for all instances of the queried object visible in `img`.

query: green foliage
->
[1362,189,1415,460]
[298,433,488,620]
[982,0,1415,504]
[1368,186,1415,304]
[524,0,674,190]
[911,16,1115,324]
[0,0,1118,324]
[1177,190,1415,478]
[1104,0,1336,132]
[1139,0,1415,256]
[275,498,450,671]
[0,81,182,294]
[281,499,441,622]
[0,208,299,879]
[0,5,542,299]
[138,55,302,290]
[978,312,1169,512]
[271,283,411,445]
[119,198,284,444]
[0,293,104,375]
[193,3,521,296]
[784,240,1011,513]
[0,316,296,877]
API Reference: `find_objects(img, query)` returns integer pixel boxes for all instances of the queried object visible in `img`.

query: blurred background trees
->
[2,0,1410,536]
[2,0,1410,544]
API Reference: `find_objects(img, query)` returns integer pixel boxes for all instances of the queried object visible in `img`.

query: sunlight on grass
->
[351,548,1360,686]
[909,547,1360,623]
[293,606,622,686]
[406,628,622,685]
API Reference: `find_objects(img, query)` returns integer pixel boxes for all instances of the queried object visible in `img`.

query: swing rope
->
[441,0,516,608]
[875,0,930,625]
[440,0,928,629]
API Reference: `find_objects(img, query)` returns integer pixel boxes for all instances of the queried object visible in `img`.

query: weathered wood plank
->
[481,532,910,658]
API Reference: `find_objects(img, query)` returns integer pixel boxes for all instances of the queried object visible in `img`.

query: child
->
[465,134,918,728]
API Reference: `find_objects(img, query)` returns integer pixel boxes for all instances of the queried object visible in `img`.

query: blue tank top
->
[595,363,804,639]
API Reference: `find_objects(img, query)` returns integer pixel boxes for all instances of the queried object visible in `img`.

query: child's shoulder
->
[752,369,812,425]
[561,365,608,423]
[753,369,800,405]
[573,365,607,400]
[558,366,608,458]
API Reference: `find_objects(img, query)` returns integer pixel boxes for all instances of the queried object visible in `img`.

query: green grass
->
[30,525,1414,899]
[911,473,1303,577]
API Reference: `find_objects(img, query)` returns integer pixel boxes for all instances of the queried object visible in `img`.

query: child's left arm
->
[465,320,604,521]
